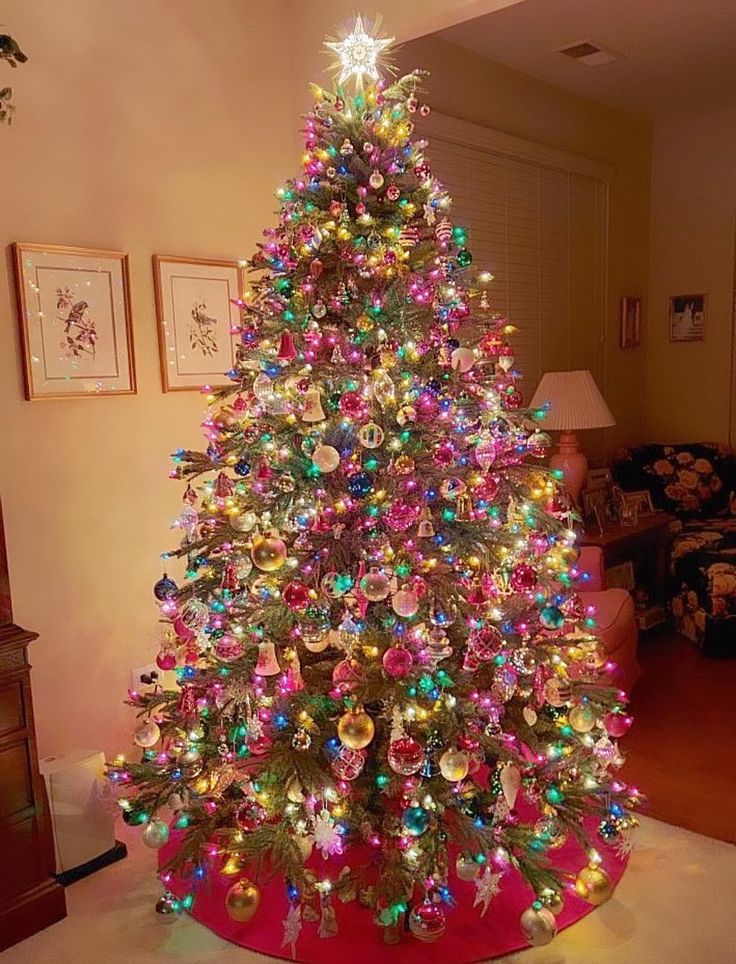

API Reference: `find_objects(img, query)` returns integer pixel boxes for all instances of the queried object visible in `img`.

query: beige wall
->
[396,37,653,457]
[646,107,736,444]
[0,0,295,757]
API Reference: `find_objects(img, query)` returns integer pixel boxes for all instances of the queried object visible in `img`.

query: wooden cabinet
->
[0,504,66,951]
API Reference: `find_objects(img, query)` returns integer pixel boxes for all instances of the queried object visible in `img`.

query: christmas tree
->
[110,18,640,950]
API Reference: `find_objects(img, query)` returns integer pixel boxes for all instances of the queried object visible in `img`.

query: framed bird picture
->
[153,255,243,392]
[12,242,136,399]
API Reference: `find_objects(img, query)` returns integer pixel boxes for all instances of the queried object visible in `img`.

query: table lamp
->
[529,369,615,504]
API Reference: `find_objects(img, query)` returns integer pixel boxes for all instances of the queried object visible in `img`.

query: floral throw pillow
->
[612,443,736,518]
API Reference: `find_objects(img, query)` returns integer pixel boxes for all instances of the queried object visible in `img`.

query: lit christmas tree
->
[110,18,640,950]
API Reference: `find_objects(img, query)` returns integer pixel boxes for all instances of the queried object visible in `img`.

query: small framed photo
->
[606,560,636,592]
[153,255,243,392]
[614,487,655,516]
[669,293,706,342]
[12,242,136,400]
[620,296,641,348]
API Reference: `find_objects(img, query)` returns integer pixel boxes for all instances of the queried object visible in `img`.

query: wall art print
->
[12,242,136,399]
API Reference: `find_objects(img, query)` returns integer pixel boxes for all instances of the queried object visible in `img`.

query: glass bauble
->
[142,817,170,849]
[225,878,261,922]
[388,736,424,775]
[331,745,366,781]
[153,575,178,601]
[347,472,373,498]
[402,805,430,836]
[134,721,161,748]
[156,650,177,671]
[312,444,340,473]
[337,709,374,749]
[439,748,469,782]
[533,815,567,850]
[251,536,287,572]
[360,570,390,601]
[520,907,557,946]
[510,563,537,592]
[382,646,413,678]
[574,865,613,905]
[456,853,481,881]
[321,571,353,598]
[332,657,364,689]
[603,711,633,738]
[409,901,446,943]
[392,589,419,617]
[155,893,180,923]
[358,422,385,448]
[569,704,596,733]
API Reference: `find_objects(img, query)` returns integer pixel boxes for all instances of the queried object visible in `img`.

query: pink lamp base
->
[550,432,588,505]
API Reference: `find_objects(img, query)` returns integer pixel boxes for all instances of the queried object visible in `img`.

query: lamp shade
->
[529,370,615,431]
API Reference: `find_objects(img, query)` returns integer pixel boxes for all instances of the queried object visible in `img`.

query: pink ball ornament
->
[382,646,414,678]
[384,499,420,532]
[392,589,419,618]
[604,712,633,738]
[470,626,504,661]
[156,650,177,671]
[409,901,446,943]
[339,391,368,420]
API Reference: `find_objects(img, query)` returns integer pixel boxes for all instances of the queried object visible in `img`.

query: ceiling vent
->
[558,40,618,66]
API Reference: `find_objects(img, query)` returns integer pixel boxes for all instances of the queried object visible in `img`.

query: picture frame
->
[668,293,706,342]
[12,242,136,400]
[582,469,616,532]
[605,560,635,592]
[153,255,244,392]
[620,295,641,348]
[614,487,655,516]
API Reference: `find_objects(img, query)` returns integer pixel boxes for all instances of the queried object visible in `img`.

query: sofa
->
[577,545,640,694]
[612,443,736,658]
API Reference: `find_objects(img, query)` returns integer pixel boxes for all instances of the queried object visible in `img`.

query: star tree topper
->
[325,16,394,87]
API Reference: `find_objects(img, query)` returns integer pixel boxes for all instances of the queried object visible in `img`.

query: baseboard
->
[56,840,128,887]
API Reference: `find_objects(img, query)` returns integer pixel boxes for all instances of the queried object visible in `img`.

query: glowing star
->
[325,16,394,86]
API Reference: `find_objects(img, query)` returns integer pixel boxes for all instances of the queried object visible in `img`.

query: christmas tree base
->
[158,820,628,962]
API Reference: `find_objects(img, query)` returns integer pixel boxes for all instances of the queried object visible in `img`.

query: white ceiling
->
[438,0,736,118]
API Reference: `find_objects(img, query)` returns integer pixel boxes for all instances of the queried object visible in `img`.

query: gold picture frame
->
[153,254,244,392]
[12,242,136,400]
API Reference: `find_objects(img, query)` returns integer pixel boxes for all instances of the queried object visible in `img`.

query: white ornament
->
[473,866,502,917]
[282,902,303,957]
[313,810,343,857]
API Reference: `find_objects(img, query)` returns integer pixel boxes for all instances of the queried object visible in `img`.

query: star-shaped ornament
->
[325,16,394,87]
[473,866,502,917]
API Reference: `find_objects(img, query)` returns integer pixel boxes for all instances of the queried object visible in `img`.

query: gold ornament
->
[569,704,596,733]
[574,865,613,906]
[250,535,287,572]
[439,748,470,782]
[285,775,305,803]
[520,906,557,946]
[225,878,261,923]
[337,708,375,749]
[304,633,330,653]
[312,444,340,473]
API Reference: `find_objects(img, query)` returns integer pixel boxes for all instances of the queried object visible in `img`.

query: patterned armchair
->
[612,443,736,657]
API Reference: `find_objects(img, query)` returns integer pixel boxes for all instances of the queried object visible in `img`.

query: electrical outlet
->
[130,663,162,692]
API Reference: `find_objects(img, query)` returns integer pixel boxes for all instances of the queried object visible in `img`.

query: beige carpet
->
[4,817,734,964]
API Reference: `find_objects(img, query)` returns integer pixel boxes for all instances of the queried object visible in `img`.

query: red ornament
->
[469,626,505,662]
[283,581,310,611]
[409,901,446,943]
[156,649,177,671]
[604,712,633,738]
[382,646,413,678]
[510,564,537,593]
[331,745,366,781]
[388,736,424,775]
[278,330,297,360]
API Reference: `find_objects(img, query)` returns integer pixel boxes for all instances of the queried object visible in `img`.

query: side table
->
[581,512,676,630]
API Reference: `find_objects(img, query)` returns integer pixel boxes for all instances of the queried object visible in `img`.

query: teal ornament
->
[540,605,565,630]
[402,805,430,836]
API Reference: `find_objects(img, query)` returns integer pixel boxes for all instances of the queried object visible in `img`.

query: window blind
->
[424,116,609,394]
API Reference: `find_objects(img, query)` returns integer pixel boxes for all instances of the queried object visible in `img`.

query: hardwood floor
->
[623,630,736,844]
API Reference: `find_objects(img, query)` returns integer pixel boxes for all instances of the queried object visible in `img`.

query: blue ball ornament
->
[347,472,373,498]
[153,574,178,600]
[402,805,430,836]
[234,460,251,477]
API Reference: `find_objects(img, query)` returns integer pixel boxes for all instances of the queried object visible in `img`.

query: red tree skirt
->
[159,820,628,963]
